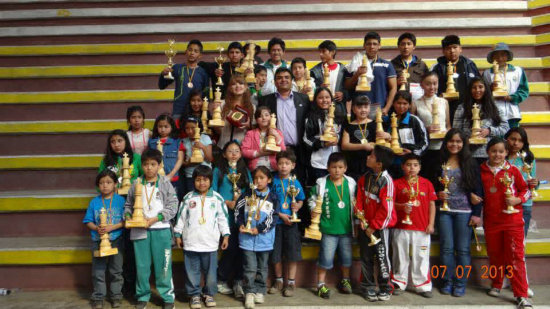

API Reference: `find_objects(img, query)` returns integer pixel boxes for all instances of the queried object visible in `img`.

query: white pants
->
[391,229,432,292]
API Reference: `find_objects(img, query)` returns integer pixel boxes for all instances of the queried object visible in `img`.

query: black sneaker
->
[111,299,122,308]
[163,303,175,309]
[420,291,433,298]
[337,279,352,294]
[393,285,404,296]
[91,300,103,309]
[317,284,331,299]
[364,290,377,302]
[135,301,147,309]
[378,291,391,301]
[517,297,533,308]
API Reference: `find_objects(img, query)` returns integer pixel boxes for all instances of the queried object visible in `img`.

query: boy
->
[431,34,480,122]
[346,32,396,118]
[83,170,125,309]
[268,150,306,297]
[200,41,244,98]
[174,165,230,309]
[250,65,267,103]
[308,152,357,299]
[391,154,436,298]
[159,39,210,119]
[482,42,529,128]
[355,145,396,302]
[124,149,178,309]
[261,37,289,96]
[291,57,315,95]
[390,32,429,102]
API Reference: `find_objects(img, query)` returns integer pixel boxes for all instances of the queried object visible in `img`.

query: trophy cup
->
[243,184,258,234]
[320,102,337,142]
[305,67,314,101]
[93,207,119,257]
[164,39,177,80]
[125,180,148,228]
[323,63,331,90]
[209,87,225,127]
[190,127,204,164]
[263,113,281,152]
[244,43,256,87]
[305,194,323,240]
[390,113,403,154]
[117,153,132,195]
[402,177,418,225]
[355,53,371,92]
[157,140,166,176]
[520,151,539,199]
[215,47,226,86]
[492,60,508,98]
[501,167,519,214]
[288,175,301,223]
[469,103,486,145]
[201,97,212,135]
[430,100,447,139]
[227,161,241,200]
[439,163,453,211]
[398,68,409,91]
[443,62,459,99]
[355,210,381,246]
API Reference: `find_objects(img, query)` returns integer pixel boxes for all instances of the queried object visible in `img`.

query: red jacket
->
[480,161,530,230]
[356,170,397,230]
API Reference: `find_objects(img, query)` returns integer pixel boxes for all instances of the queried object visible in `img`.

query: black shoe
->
[111,299,122,308]
[91,300,103,309]
[364,290,377,302]
[420,291,433,298]
[378,291,391,301]
[135,301,147,309]
[162,303,175,309]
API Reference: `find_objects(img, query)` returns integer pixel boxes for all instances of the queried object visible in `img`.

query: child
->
[481,137,532,309]
[127,105,151,155]
[310,40,351,115]
[482,43,529,128]
[200,41,244,98]
[83,170,125,309]
[181,116,214,194]
[251,65,268,105]
[303,87,345,185]
[390,154,436,298]
[268,150,306,297]
[453,77,509,164]
[432,35,480,122]
[391,32,429,101]
[290,57,315,95]
[159,39,210,118]
[261,37,288,96]
[213,141,252,298]
[235,166,278,309]
[308,152,356,299]
[355,145,396,301]
[124,149,178,309]
[178,90,205,137]
[99,129,143,186]
[341,95,376,180]
[174,165,230,309]
[242,106,286,171]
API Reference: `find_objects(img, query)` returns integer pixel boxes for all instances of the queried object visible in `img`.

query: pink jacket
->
[241,128,286,171]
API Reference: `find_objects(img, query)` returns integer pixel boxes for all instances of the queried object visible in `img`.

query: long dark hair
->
[309,87,345,125]
[217,140,249,189]
[505,127,534,164]
[103,129,134,168]
[152,113,178,139]
[463,77,501,125]
[440,128,477,192]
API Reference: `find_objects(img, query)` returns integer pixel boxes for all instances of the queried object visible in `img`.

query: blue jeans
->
[318,234,352,269]
[242,250,269,294]
[523,206,532,236]
[438,212,471,288]
[184,250,217,297]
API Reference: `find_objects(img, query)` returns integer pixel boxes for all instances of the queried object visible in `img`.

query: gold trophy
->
[430,100,447,139]
[244,43,256,86]
[288,175,301,223]
[243,184,258,234]
[227,161,241,200]
[374,108,390,147]
[356,54,371,92]
[501,166,519,214]
[323,63,331,90]
[320,102,337,142]
[164,39,177,80]
[472,225,482,252]
[443,61,459,99]
[201,97,212,135]
[305,67,314,101]
[117,152,131,195]
[402,177,418,225]
[469,103,486,145]
[355,210,381,246]
[390,113,403,154]
[157,140,166,176]
[125,180,148,228]
[492,60,508,98]
[235,42,250,74]
[305,194,323,240]
[520,151,538,199]
[94,207,119,257]
[263,113,281,152]
[398,68,409,91]
[208,87,225,127]
[215,47,226,86]
[189,127,204,164]
[439,163,453,211]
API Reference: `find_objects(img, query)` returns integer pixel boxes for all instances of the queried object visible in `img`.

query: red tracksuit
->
[480,161,530,298]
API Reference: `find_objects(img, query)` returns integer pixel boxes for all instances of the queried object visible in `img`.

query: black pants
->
[121,229,136,297]
[217,227,243,283]
[358,229,393,293]
[286,145,310,231]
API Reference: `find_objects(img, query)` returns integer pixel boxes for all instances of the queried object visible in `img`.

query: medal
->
[186,66,196,89]
[282,202,289,210]
[199,217,206,225]
[187,82,194,88]
[361,139,368,145]
[490,186,497,193]
[338,201,345,209]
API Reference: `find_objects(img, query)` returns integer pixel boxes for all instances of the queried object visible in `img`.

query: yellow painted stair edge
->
[529,0,550,9]
[0,119,154,134]
[0,154,103,169]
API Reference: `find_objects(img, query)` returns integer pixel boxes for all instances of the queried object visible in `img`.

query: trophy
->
[93,207,119,257]
[157,140,166,176]
[263,113,281,152]
[398,68,409,91]
[163,39,177,80]
[201,97,212,135]
[215,47,226,86]
[390,113,403,154]
[443,61,459,99]
[501,166,519,214]
[402,177,418,225]
[469,103,486,145]
[320,102,337,142]
[243,184,258,234]
[520,151,538,199]
[125,180,148,228]
[375,108,390,147]
[355,53,371,92]
[472,225,482,252]
[189,127,204,164]
[430,100,447,139]
[227,161,241,200]
[244,43,256,86]
[117,153,131,195]
[439,163,453,211]
[492,60,508,98]
[209,87,225,127]
[305,194,323,240]
[305,67,314,101]
[355,210,381,246]
[288,175,301,223]
[323,63,331,90]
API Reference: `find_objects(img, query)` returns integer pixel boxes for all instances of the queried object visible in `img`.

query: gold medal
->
[187,82,194,88]
[361,139,368,145]
[199,217,206,225]
[282,202,289,209]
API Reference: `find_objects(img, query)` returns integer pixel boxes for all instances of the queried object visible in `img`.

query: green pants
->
[133,229,175,303]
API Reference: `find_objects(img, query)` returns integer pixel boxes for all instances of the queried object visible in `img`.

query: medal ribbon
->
[186,66,197,87]
[142,177,159,211]
[200,194,206,224]
[279,178,290,206]
[332,179,345,206]
[101,195,114,225]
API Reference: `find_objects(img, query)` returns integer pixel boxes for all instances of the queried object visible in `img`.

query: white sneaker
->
[254,293,264,304]
[244,293,255,309]
[233,281,244,299]
[217,282,233,295]
[528,287,534,298]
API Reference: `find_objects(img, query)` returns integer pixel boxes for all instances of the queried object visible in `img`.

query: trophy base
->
[304,228,322,240]
[190,151,204,164]
[443,92,459,100]
[355,84,371,92]
[126,218,148,228]
[235,67,245,74]
[392,147,403,155]
[190,157,204,164]
[401,219,412,225]
[439,206,451,212]
[290,218,301,223]
[164,73,174,80]
[368,237,381,247]
[430,132,447,140]
[469,137,487,145]
[503,208,520,214]
[320,135,337,143]
[93,247,118,257]
[117,186,130,195]
[209,119,225,127]
[245,76,256,85]
[264,144,281,153]
[493,90,508,98]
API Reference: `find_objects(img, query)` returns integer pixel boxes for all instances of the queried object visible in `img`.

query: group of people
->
[82,32,538,309]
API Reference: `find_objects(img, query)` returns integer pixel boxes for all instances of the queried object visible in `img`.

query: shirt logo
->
[190,201,197,209]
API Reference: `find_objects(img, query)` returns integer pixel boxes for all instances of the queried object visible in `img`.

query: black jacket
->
[432,55,480,101]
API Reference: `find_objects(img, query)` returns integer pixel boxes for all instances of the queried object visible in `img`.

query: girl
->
[481,137,531,308]
[99,129,142,187]
[181,116,214,195]
[452,77,509,164]
[341,95,376,180]
[432,128,483,297]
[178,90,207,138]
[303,87,344,184]
[242,106,286,171]
[213,141,252,298]
[126,106,151,155]
[215,75,255,147]
[290,57,315,95]
[235,166,277,309]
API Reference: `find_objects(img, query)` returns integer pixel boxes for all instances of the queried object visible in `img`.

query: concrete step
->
[0,169,96,191]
